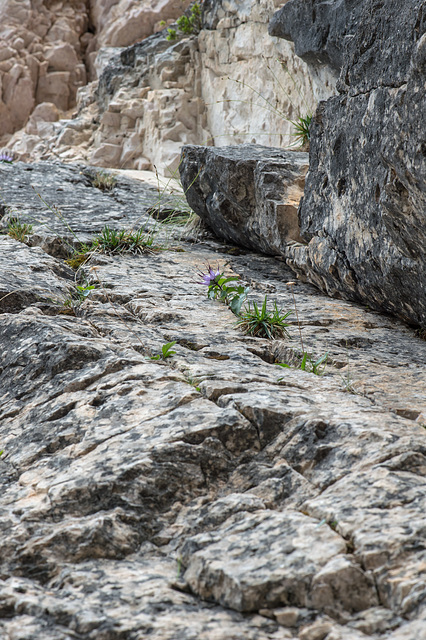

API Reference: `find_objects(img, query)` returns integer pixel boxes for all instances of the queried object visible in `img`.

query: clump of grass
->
[290,113,312,149]
[91,225,159,255]
[236,296,292,340]
[65,225,161,269]
[6,217,33,243]
[91,170,117,192]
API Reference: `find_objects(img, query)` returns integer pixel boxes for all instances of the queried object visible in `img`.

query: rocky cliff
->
[2,0,336,171]
[179,0,426,327]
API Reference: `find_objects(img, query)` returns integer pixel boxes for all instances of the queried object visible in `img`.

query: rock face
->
[4,0,337,171]
[0,0,192,143]
[0,0,89,139]
[180,144,308,254]
[0,160,425,639]
[271,0,426,326]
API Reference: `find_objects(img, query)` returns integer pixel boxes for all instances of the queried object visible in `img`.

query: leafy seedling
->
[151,341,177,360]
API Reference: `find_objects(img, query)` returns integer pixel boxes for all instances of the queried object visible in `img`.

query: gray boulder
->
[271,0,426,326]
[179,144,308,255]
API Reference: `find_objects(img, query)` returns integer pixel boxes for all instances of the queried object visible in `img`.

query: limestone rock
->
[272,0,426,326]
[4,0,336,171]
[0,140,425,639]
[180,144,308,254]
[182,510,347,612]
[0,0,90,139]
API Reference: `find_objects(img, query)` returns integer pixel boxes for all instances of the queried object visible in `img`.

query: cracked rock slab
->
[182,510,347,612]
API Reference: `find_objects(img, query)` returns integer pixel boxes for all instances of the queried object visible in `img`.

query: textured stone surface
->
[0,0,191,143]
[4,0,336,171]
[180,144,308,253]
[0,161,425,638]
[269,0,363,71]
[272,0,426,326]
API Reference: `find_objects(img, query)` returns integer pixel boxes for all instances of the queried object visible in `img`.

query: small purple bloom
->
[197,265,221,286]
[0,152,13,164]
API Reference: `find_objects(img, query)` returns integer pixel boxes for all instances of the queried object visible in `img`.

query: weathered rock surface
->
[0,0,192,144]
[269,0,364,71]
[180,144,308,254]
[4,0,337,171]
[271,0,426,326]
[0,0,90,139]
[0,161,425,639]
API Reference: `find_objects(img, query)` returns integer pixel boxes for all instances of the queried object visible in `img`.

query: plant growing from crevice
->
[164,3,202,41]
[182,370,203,392]
[290,113,312,149]
[90,225,160,255]
[199,265,249,316]
[198,265,292,339]
[4,217,33,243]
[150,341,177,360]
[58,281,97,315]
[236,297,292,340]
[90,170,117,192]
[276,282,328,376]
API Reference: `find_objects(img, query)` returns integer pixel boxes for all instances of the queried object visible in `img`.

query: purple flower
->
[197,265,221,286]
[0,152,13,164]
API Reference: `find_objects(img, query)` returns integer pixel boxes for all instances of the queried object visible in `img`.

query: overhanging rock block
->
[270,0,426,326]
[179,144,309,256]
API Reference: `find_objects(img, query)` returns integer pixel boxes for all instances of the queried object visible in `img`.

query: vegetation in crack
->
[197,265,292,340]
[161,2,202,41]
[150,341,177,361]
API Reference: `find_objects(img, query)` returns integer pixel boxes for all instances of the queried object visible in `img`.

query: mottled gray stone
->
[269,0,361,72]
[0,161,425,639]
[0,160,161,252]
[180,144,308,254]
[182,510,347,612]
[0,236,74,312]
[272,0,426,326]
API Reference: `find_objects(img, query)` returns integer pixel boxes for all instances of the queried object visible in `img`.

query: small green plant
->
[276,282,328,375]
[277,351,328,375]
[59,281,97,315]
[340,369,358,394]
[0,449,4,456]
[290,113,312,149]
[91,170,117,192]
[236,296,292,340]
[182,370,203,392]
[6,217,33,243]
[167,2,202,40]
[199,266,249,316]
[91,225,159,255]
[150,341,177,360]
